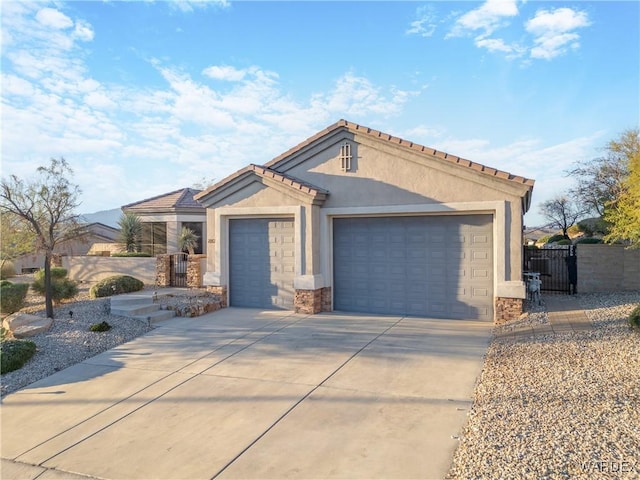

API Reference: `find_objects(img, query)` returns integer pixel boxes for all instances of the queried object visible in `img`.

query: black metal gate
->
[170,253,188,287]
[523,245,577,294]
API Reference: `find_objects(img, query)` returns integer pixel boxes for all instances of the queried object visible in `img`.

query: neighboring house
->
[121,188,206,256]
[11,222,120,273]
[195,120,535,323]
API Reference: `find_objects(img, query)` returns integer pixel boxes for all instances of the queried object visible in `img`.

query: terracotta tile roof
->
[122,187,203,211]
[266,119,535,189]
[249,164,329,196]
[195,165,328,204]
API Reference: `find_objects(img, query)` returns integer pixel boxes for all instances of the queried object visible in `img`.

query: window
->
[181,222,203,254]
[141,222,167,255]
[340,142,352,171]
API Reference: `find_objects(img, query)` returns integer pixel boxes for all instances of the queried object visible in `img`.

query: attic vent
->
[340,142,352,171]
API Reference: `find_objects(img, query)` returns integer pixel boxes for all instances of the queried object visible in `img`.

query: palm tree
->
[118,212,142,252]
[178,226,199,255]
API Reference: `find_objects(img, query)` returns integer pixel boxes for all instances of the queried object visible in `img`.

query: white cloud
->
[526,8,591,60]
[448,0,519,38]
[169,0,230,13]
[406,6,438,38]
[1,4,423,212]
[35,7,73,29]
[203,65,248,82]
[311,73,415,118]
[73,20,95,42]
[443,2,590,62]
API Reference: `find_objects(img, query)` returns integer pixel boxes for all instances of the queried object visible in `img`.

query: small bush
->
[556,239,572,245]
[110,252,153,257]
[31,268,78,305]
[629,305,640,329]
[90,321,111,332]
[89,275,144,298]
[576,237,603,244]
[1,339,37,374]
[0,282,30,314]
[34,267,69,281]
[547,234,569,244]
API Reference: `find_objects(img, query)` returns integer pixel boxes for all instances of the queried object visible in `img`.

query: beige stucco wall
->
[578,244,640,293]
[62,256,157,285]
[280,133,527,285]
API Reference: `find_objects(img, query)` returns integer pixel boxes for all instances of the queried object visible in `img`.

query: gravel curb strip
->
[448,292,640,480]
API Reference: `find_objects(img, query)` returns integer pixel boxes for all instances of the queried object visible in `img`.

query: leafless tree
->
[0,158,81,318]
[539,195,587,238]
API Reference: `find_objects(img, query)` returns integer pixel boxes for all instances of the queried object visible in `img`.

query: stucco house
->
[11,222,120,273]
[195,120,534,323]
[122,188,206,256]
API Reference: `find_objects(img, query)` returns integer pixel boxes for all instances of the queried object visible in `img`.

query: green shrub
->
[0,282,30,314]
[629,305,640,329]
[547,234,569,244]
[89,321,111,332]
[34,267,68,281]
[556,239,572,245]
[1,339,37,374]
[110,252,153,257]
[31,268,78,305]
[576,237,603,244]
[89,275,144,298]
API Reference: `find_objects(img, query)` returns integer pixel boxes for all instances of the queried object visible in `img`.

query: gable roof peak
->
[266,119,534,190]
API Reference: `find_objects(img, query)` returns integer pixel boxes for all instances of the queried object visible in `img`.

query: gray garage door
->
[333,215,493,320]
[229,218,295,309]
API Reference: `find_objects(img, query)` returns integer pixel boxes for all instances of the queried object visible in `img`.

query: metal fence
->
[170,253,188,287]
[523,245,577,294]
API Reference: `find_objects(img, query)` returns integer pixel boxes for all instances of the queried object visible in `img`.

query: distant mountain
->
[79,208,121,228]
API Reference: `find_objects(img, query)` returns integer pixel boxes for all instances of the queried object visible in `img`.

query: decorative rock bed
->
[156,291,223,318]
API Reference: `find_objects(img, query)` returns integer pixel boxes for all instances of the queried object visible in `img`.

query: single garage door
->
[333,215,493,320]
[229,218,295,309]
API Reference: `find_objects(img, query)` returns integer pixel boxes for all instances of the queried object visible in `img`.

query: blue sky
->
[1,1,638,227]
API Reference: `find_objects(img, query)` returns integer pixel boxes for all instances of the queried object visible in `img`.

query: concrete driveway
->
[1,308,491,480]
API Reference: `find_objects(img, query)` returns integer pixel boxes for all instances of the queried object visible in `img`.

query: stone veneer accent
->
[155,255,171,287]
[295,287,332,314]
[206,285,228,308]
[494,297,523,324]
[186,254,206,288]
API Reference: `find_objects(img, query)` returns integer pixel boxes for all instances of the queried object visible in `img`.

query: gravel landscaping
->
[1,281,154,397]
[448,291,640,479]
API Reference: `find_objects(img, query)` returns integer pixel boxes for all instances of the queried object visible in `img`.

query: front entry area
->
[229,218,295,309]
[333,215,494,320]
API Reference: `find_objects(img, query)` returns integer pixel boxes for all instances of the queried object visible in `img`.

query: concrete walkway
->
[1,308,492,480]
[495,295,593,340]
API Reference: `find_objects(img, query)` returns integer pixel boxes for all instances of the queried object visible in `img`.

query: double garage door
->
[229,215,493,320]
[333,215,493,320]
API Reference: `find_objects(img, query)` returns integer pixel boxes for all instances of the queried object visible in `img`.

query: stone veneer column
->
[206,286,228,308]
[295,287,332,314]
[156,255,170,287]
[186,254,206,288]
[494,297,523,324]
